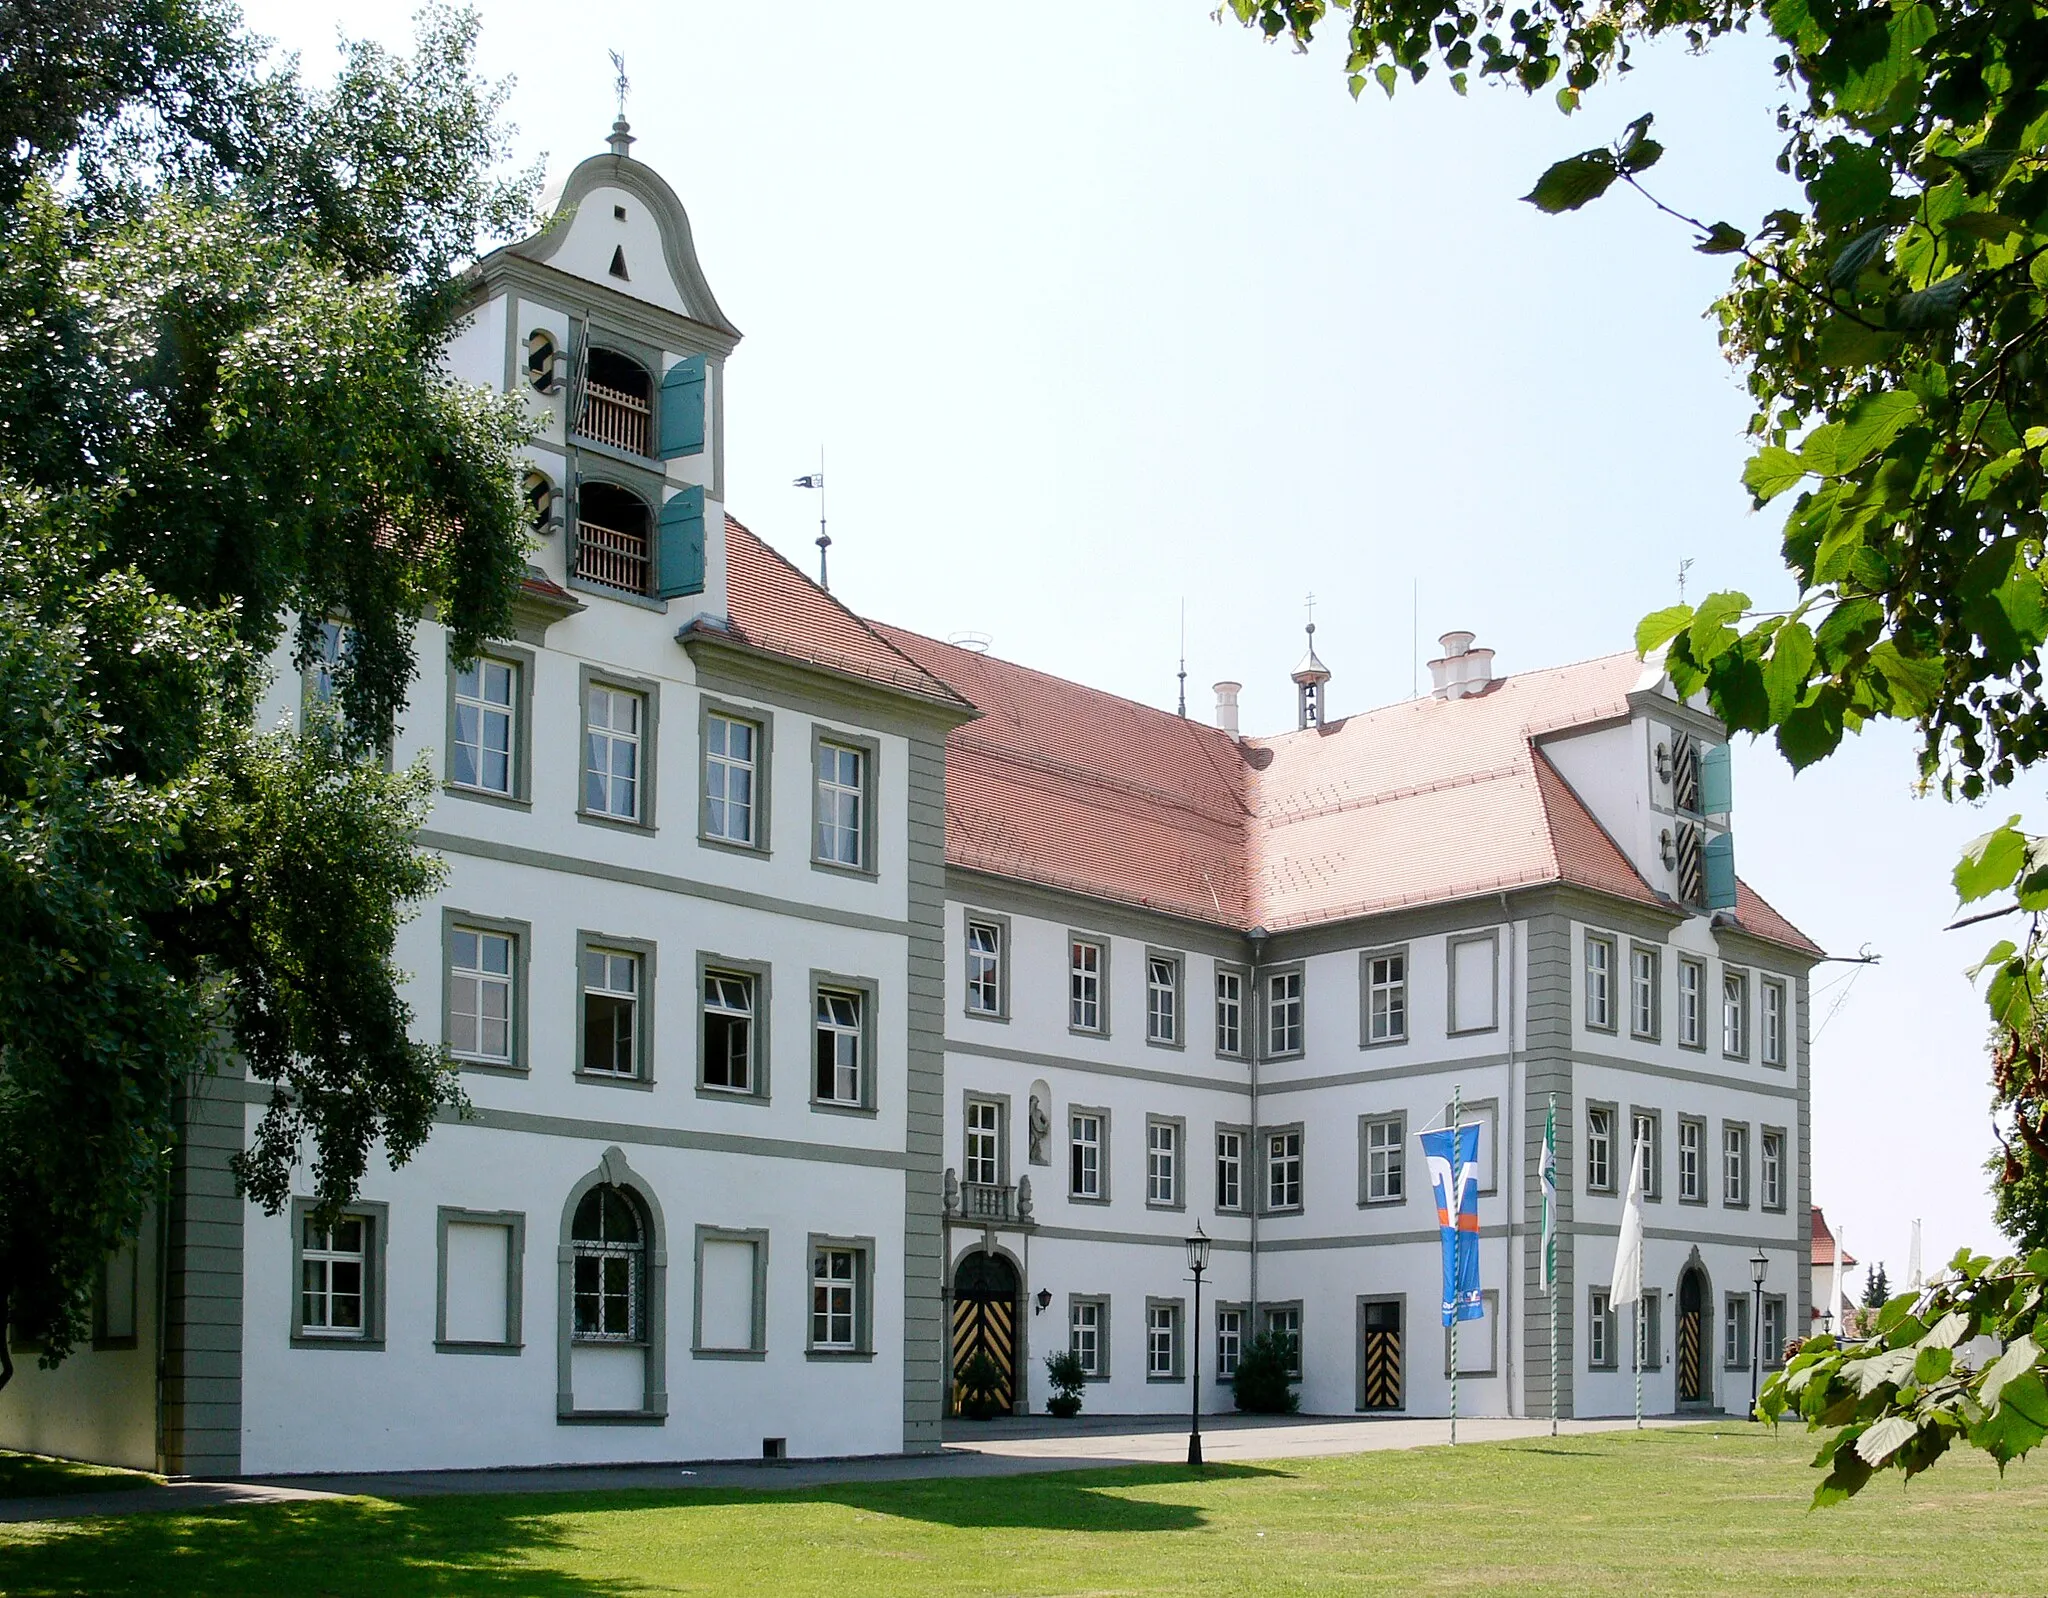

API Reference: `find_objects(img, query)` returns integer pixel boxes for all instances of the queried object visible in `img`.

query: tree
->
[1865,1263,1892,1309]
[1990,1137,2048,1252]
[0,1,536,1386]
[1224,0,2048,1501]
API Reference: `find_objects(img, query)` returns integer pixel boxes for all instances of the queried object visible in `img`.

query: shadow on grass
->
[0,1464,1290,1596]
[0,1452,159,1498]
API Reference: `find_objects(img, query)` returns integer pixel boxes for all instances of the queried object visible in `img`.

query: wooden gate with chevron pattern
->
[1359,1298,1402,1411]
[1677,1265,1706,1404]
[951,1251,1019,1415]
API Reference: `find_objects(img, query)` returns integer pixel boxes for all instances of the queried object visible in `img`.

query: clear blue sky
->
[245,0,2005,1287]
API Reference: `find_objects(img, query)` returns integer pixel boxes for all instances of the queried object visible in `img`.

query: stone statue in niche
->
[1028,1094,1051,1165]
[943,1167,960,1216]
[1017,1175,1035,1222]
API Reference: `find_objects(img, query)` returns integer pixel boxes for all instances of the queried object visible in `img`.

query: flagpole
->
[1547,1092,1558,1438]
[1450,1084,1461,1448]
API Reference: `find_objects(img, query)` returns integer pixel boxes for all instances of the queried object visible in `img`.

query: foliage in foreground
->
[1231,1332,1301,1414]
[1223,0,2048,1499]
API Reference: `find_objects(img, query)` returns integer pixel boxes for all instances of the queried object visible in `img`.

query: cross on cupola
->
[1292,593,1332,731]
[607,50,634,155]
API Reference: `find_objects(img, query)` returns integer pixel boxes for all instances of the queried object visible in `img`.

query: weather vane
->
[609,51,629,120]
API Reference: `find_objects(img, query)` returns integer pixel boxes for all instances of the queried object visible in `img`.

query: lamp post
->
[1186,1223,1210,1468]
[1748,1248,1770,1421]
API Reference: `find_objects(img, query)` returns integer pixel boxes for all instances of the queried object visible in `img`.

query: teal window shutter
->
[1703,832,1737,910]
[658,355,706,458]
[654,486,705,598]
[1699,743,1732,816]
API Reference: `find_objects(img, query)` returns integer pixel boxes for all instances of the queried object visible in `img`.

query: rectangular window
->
[964,1097,1002,1186]
[452,657,517,794]
[811,1247,859,1351]
[581,947,641,1077]
[301,1215,369,1337]
[1761,1129,1784,1211]
[1364,1115,1405,1204]
[703,969,756,1092]
[1678,958,1704,1048]
[1217,1306,1243,1378]
[573,1221,641,1343]
[1071,1299,1104,1377]
[1586,1106,1613,1193]
[1763,1296,1786,1367]
[1147,1119,1180,1207]
[965,920,1003,1017]
[1762,979,1786,1066]
[1216,1129,1244,1213]
[1589,1288,1612,1367]
[438,1210,521,1350]
[583,683,644,821]
[1366,950,1407,1043]
[815,741,865,867]
[1264,1304,1303,1377]
[1724,1293,1750,1369]
[704,711,759,846]
[449,927,515,1065]
[1267,969,1304,1057]
[1147,1302,1181,1379]
[1216,968,1243,1056]
[1723,969,1749,1057]
[814,987,864,1104]
[1146,955,1180,1045]
[1638,1290,1662,1370]
[1070,1112,1103,1200]
[1585,934,1615,1030]
[1267,1128,1303,1212]
[1070,939,1104,1033]
[1723,1124,1749,1206]
[1631,946,1659,1038]
[1631,1111,1658,1199]
[1678,1118,1703,1202]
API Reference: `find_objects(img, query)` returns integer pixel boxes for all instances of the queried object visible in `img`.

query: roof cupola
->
[1292,606,1331,730]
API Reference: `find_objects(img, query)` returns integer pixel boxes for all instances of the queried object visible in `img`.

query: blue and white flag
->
[1420,1123,1484,1327]
[1540,1100,1558,1294]
[793,474,823,488]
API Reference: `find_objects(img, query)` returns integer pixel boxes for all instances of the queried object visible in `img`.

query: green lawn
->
[3,1424,2044,1596]
[0,1452,160,1499]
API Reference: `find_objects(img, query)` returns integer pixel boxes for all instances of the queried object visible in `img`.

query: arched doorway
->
[1677,1264,1709,1406]
[951,1250,1020,1415]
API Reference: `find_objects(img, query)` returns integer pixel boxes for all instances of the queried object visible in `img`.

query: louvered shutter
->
[1702,832,1737,910]
[658,355,706,458]
[654,486,705,599]
[1699,742,1732,815]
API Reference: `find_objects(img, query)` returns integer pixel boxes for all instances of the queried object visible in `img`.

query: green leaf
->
[1687,590,1752,666]
[1979,1333,2040,1409]
[1695,221,1747,255]
[1523,151,1618,213]
[1895,273,1971,329]
[1915,1344,1955,1384]
[1856,1413,1919,1465]
[1616,113,1662,175]
[1812,1442,1876,1506]
[1763,620,1816,720]
[1956,819,2026,903]
[1636,604,1693,658]
[1828,226,1891,288]
[1943,211,2025,241]
[1827,391,1922,474]
[1868,642,1943,717]
[1374,61,1398,97]
[1777,695,1844,769]
[1744,446,1808,503]
[1971,1370,2048,1462]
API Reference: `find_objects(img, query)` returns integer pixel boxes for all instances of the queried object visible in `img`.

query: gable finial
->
[1177,599,1188,719]
[607,51,634,155]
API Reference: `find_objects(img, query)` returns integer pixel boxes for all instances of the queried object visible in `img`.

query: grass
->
[2,1424,2045,1595]
[0,1452,161,1499]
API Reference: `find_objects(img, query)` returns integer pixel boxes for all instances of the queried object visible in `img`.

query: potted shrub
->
[956,1350,1007,1420]
[1044,1349,1087,1418]
[1231,1331,1301,1415]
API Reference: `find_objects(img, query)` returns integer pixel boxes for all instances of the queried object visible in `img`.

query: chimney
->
[1427,630,1495,701]
[1213,681,1242,740]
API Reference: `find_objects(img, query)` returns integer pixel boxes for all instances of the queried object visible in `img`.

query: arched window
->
[573,480,653,595]
[571,1183,645,1343]
[580,347,653,456]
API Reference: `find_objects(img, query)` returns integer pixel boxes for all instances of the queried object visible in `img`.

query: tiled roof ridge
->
[1253,648,1644,746]
[1260,763,1525,828]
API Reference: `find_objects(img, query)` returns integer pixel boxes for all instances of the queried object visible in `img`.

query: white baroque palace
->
[2,126,1818,1475]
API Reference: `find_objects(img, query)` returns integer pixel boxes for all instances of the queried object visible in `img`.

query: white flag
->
[1828,1226,1846,1335]
[1907,1218,1923,1292]
[1611,1136,1647,1307]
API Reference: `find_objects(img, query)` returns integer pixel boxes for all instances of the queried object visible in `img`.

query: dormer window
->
[579,346,653,456]
[574,480,653,595]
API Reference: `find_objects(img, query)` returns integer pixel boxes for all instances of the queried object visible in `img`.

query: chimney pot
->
[1427,632,1495,700]
[1213,681,1242,740]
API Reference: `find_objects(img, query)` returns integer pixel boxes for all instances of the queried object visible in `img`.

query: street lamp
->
[1186,1223,1211,1468]
[1748,1248,1770,1422]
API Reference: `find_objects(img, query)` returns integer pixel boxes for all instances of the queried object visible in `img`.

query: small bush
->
[1044,1348,1087,1418]
[1232,1331,1301,1414]
[956,1351,1007,1420]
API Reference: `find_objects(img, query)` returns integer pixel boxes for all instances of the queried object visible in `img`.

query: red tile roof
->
[1812,1205,1857,1268]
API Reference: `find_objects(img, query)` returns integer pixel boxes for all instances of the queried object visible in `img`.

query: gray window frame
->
[810,723,881,879]
[698,696,773,856]
[1068,1105,1110,1203]
[809,970,880,1114]
[1265,962,1306,1060]
[1722,965,1751,1060]
[1761,977,1788,1068]
[1760,1124,1788,1213]
[1628,1105,1662,1203]
[1214,1123,1247,1214]
[576,665,661,834]
[1359,1111,1407,1207]
[1144,947,1185,1049]
[1588,1287,1617,1370]
[574,931,657,1089]
[1442,1287,1500,1376]
[1676,1114,1708,1206]
[289,1197,389,1350]
[1585,1100,1618,1195]
[1067,932,1110,1037]
[697,952,772,1103]
[804,1233,876,1361]
[691,1224,770,1360]
[1762,1293,1789,1369]
[962,909,1011,1022]
[963,1091,1010,1187]
[1446,931,1500,1037]
[1628,942,1661,1041]
[1677,956,1707,1051]
[1262,1301,1305,1378]
[556,1152,668,1424]
[1722,1120,1751,1209]
[93,1236,141,1350]
[1261,1123,1306,1215]
[1361,943,1410,1047]
[442,909,531,1077]
[1144,1296,1186,1383]
[1723,1291,1751,1371]
[444,642,535,809]
[1447,1095,1501,1197]
[1069,1293,1110,1380]
[1216,1301,1245,1381]
[1145,1114,1187,1211]
[434,1206,526,1354]
[1584,931,1618,1032]
[1635,1288,1663,1372]
[1215,962,1247,1058]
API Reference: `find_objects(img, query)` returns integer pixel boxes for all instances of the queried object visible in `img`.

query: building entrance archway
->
[950,1250,1020,1415]
[1677,1264,1709,1406]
